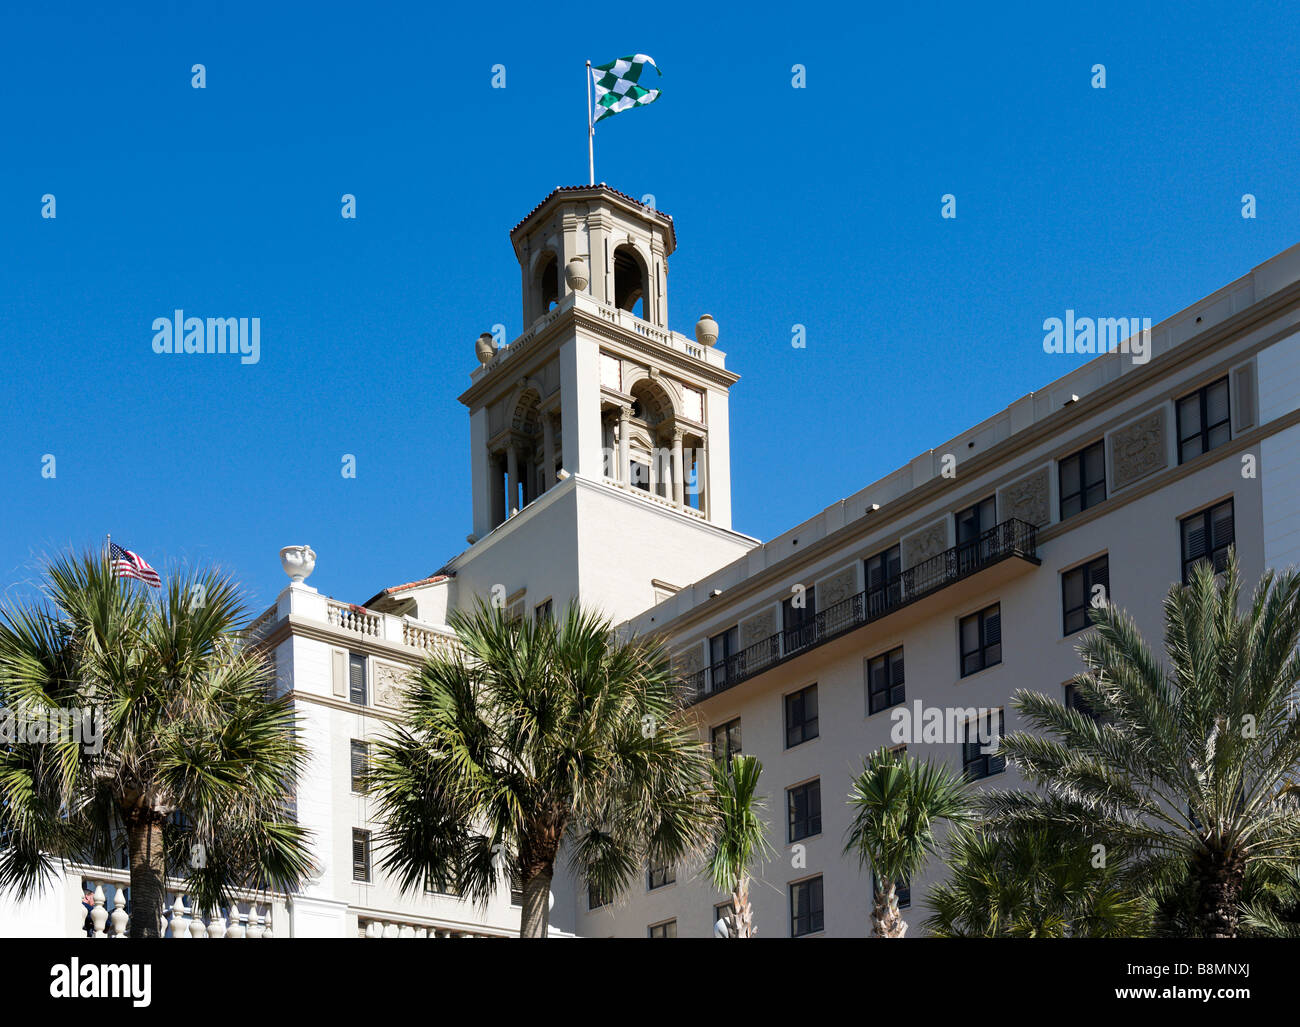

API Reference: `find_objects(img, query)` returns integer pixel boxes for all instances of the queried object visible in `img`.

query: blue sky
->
[2,0,1297,616]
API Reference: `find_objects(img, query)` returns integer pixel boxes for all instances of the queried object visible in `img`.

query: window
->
[352,829,372,883]
[956,497,996,545]
[787,779,822,842]
[648,863,676,890]
[510,870,524,906]
[1064,680,1101,721]
[348,652,367,706]
[534,598,553,624]
[708,626,739,690]
[873,871,911,909]
[713,900,734,931]
[867,647,905,715]
[864,545,902,614]
[588,882,609,910]
[711,718,742,763]
[790,876,824,937]
[1177,377,1231,464]
[782,587,817,652]
[959,605,1002,676]
[630,459,650,491]
[784,684,819,747]
[349,739,369,793]
[1181,500,1235,583]
[962,709,1006,781]
[1059,440,1106,520]
[648,920,677,938]
[1062,555,1110,635]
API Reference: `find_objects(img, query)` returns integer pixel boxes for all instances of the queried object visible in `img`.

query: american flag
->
[110,542,161,587]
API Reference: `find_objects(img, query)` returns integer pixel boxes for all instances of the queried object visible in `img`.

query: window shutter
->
[1183,516,1208,562]
[984,609,1001,647]
[352,830,370,881]
[349,653,366,705]
[350,740,368,791]
[990,710,1007,774]
[1211,502,1235,548]
[331,649,348,698]
[1233,366,1255,431]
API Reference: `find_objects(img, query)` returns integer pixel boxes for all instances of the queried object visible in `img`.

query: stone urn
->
[565,255,589,292]
[279,545,316,584]
[695,313,719,347]
[475,332,497,364]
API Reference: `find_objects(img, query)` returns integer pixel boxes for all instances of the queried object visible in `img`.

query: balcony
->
[685,518,1040,703]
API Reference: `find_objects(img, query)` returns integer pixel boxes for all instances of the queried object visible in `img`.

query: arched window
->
[613,245,647,318]
[537,253,559,313]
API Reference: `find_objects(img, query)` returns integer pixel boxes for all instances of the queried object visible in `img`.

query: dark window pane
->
[1179,394,1201,437]
[1178,378,1231,464]
[959,605,1002,677]
[790,877,824,937]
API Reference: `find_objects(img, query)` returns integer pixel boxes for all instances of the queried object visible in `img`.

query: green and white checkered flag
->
[591,54,662,124]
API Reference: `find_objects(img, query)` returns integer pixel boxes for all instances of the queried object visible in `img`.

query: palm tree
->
[845,746,971,937]
[924,825,1149,937]
[368,602,714,938]
[0,549,312,937]
[704,754,774,937]
[991,551,1300,938]
[1239,865,1300,938]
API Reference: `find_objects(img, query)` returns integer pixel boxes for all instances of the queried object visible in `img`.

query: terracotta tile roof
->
[510,184,675,241]
[362,574,449,608]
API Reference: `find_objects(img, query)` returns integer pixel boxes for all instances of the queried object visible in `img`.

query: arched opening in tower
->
[538,253,559,313]
[613,246,647,318]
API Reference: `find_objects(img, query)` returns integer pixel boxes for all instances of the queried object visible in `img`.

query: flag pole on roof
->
[588,54,662,186]
[586,60,594,186]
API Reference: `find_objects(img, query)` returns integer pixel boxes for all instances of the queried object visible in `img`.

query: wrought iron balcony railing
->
[684,518,1039,703]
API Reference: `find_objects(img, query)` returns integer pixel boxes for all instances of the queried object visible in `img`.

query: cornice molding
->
[651,289,1300,642]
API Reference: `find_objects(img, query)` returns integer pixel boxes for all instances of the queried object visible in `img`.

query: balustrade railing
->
[686,518,1039,702]
[78,876,275,938]
[326,600,383,637]
[359,918,498,938]
[401,618,458,654]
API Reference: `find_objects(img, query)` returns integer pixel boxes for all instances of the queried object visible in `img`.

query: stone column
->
[507,445,519,517]
[698,442,709,519]
[671,430,685,507]
[542,415,555,493]
[490,451,505,527]
[618,405,631,486]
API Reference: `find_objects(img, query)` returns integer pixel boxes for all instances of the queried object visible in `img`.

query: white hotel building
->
[7,185,1300,937]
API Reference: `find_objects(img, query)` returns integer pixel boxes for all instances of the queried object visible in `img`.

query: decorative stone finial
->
[280,545,316,583]
[695,313,719,347]
[565,256,589,292]
[476,332,497,364]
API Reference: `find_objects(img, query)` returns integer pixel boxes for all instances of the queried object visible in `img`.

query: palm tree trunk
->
[1192,848,1244,938]
[519,869,552,939]
[126,810,167,939]
[871,881,908,938]
[730,875,754,937]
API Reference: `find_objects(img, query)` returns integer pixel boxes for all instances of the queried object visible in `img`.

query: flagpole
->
[586,60,595,186]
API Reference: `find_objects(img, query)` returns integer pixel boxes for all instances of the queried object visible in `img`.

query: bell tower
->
[459,185,739,541]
